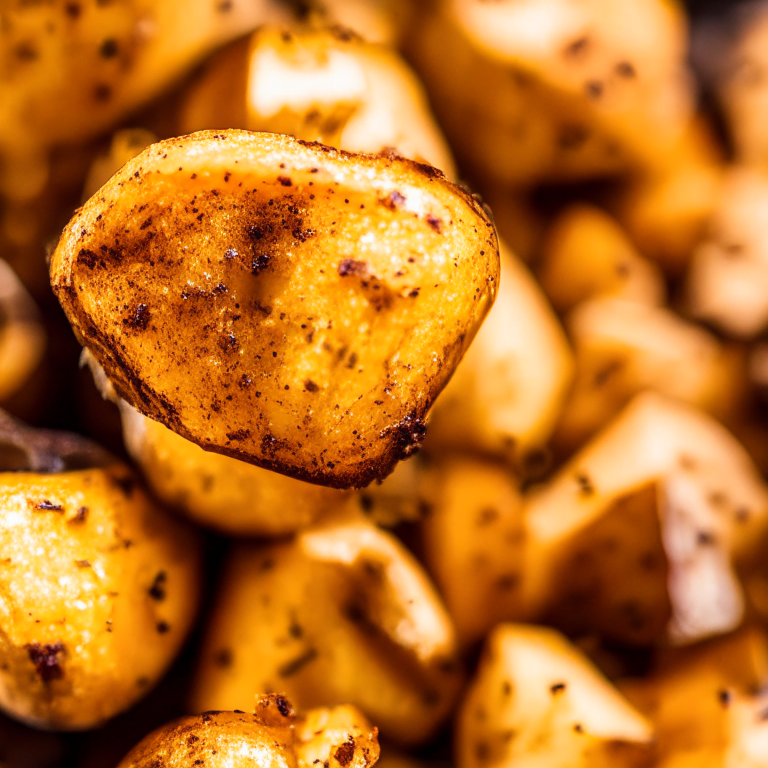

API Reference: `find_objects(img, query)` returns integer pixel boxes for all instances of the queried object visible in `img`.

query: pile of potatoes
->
[5,0,768,766]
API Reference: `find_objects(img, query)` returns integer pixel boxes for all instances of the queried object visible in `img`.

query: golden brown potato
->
[0,413,201,730]
[716,3,768,170]
[685,167,768,338]
[427,245,573,471]
[117,694,380,768]
[192,515,462,746]
[552,297,744,455]
[119,401,347,535]
[457,624,653,768]
[420,456,526,647]
[301,0,414,47]
[82,129,158,201]
[408,0,693,186]
[524,393,768,646]
[0,259,45,403]
[179,26,456,178]
[0,0,289,161]
[538,205,666,313]
[50,130,499,489]
[613,119,723,275]
[620,627,768,768]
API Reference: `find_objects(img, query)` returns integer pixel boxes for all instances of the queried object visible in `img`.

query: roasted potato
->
[427,245,573,471]
[552,297,743,454]
[0,413,201,730]
[524,392,768,646]
[538,205,666,313]
[116,694,380,768]
[179,25,456,178]
[685,167,768,338]
[620,627,768,767]
[0,0,289,161]
[716,2,768,170]
[0,259,45,403]
[420,456,526,646]
[119,400,347,535]
[50,130,499,489]
[613,119,723,275]
[456,624,653,768]
[408,0,693,186]
[192,515,462,746]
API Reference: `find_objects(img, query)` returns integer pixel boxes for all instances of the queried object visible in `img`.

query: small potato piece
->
[420,456,526,646]
[538,205,666,313]
[117,694,380,768]
[427,245,572,470]
[685,167,768,339]
[0,0,289,158]
[180,25,456,178]
[613,119,724,275]
[119,401,347,535]
[525,393,768,646]
[50,130,498,489]
[552,297,743,454]
[82,129,158,201]
[456,624,653,768]
[717,4,768,170]
[409,0,693,186]
[192,516,462,746]
[0,414,201,730]
[620,627,768,768]
[0,259,45,403]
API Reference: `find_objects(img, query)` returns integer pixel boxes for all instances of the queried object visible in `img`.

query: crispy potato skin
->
[50,130,499,489]
[117,695,380,768]
[0,463,201,730]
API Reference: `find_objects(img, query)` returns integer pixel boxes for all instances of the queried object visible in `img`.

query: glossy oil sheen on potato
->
[50,130,499,488]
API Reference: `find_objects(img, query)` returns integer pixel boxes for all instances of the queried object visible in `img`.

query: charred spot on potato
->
[615,61,636,78]
[33,499,63,512]
[575,473,595,496]
[156,621,170,634]
[214,648,233,668]
[148,571,167,601]
[123,303,150,331]
[549,682,566,695]
[273,694,294,718]
[334,738,356,767]
[26,642,65,682]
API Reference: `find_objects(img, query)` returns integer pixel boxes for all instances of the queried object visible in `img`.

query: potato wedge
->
[456,624,653,768]
[420,456,526,646]
[427,245,572,470]
[117,694,379,768]
[685,167,768,338]
[179,25,456,178]
[0,413,201,730]
[0,259,45,403]
[50,130,499,489]
[408,0,693,186]
[192,515,462,746]
[552,297,743,454]
[0,0,289,159]
[119,400,347,535]
[525,393,768,646]
[620,627,768,768]
[538,205,666,313]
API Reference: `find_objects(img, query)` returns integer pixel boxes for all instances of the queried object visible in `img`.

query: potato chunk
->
[685,168,768,339]
[50,130,499,489]
[192,515,462,746]
[456,624,653,768]
[408,0,693,186]
[117,694,379,768]
[179,25,455,178]
[0,413,201,730]
[525,393,768,646]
